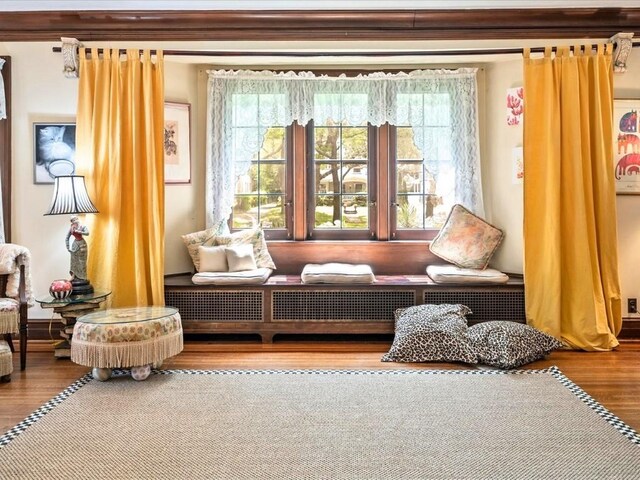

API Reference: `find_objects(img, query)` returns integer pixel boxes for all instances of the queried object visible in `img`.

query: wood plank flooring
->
[1,338,639,435]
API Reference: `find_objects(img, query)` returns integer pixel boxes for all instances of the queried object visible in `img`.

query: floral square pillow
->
[181,219,229,272]
[429,204,504,270]
[214,227,276,270]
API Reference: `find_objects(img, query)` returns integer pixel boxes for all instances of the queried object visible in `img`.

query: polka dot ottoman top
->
[71,306,183,369]
[74,306,181,344]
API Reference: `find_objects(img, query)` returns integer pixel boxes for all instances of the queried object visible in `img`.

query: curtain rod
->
[52,43,639,58]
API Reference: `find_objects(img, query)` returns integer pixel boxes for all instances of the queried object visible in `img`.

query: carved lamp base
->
[71,278,94,296]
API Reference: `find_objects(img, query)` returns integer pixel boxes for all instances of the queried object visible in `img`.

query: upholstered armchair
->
[0,244,32,381]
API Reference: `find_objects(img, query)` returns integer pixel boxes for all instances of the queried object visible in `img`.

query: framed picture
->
[33,122,76,184]
[614,99,640,194]
[164,102,191,184]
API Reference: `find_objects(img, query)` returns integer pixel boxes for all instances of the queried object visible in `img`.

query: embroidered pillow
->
[429,204,504,270]
[198,245,228,273]
[226,244,258,272]
[181,219,230,272]
[382,304,477,364]
[214,227,276,270]
[466,321,564,369]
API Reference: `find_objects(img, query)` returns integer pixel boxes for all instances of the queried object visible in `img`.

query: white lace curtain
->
[205,68,483,228]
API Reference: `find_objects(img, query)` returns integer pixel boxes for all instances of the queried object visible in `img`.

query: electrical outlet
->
[629,298,637,314]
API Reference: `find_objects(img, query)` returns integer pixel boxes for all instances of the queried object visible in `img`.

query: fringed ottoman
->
[0,340,12,382]
[71,306,183,382]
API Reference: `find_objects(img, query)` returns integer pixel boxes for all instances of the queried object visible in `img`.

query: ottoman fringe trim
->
[70,330,184,368]
[0,341,13,377]
[0,312,18,334]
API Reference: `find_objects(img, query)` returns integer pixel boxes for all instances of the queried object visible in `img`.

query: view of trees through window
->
[395,93,452,231]
[231,91,454,239]
[312,120,369,231]
[233,127,287,230]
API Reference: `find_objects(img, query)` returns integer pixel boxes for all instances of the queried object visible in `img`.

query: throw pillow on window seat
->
[382,304,477,364]
[426,264,509,284]
[429,204,504,270]
[226,244,258,272]
[214,227,276,270]
[198,245,228,272]
[466,321,564,369]
[181,219,230,272]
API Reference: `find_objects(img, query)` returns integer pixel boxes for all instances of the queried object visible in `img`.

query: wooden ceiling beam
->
[0,9,639,41]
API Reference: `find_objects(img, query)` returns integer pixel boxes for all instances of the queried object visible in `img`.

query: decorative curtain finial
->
[610,32,634,73]
[61,37,83,78]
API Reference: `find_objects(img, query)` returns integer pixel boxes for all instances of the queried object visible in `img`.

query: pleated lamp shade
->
[44,175,99,215]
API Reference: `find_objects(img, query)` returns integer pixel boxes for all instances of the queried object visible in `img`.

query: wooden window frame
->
[230,125,294,241]
[306,121,377,241]
[389,126,439,241]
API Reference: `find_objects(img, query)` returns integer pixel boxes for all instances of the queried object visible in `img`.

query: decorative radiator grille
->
[165,290,263,322]
[273,290,415,322]
[423,290,525,324]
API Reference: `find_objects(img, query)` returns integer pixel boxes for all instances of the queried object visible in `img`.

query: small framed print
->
[614,99,640,194]
[33,122,76,184]
[164,102,191,184]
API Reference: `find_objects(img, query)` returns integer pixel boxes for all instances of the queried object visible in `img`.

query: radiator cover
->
[165,290,263,322]
[272,290,415,322]
[424,289,526,324]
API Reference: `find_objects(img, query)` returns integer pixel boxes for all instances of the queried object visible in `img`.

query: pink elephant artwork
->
[614,101,640,194]
[506,87,524,126]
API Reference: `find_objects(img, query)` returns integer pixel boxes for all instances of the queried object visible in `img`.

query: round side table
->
[71,306,183,381]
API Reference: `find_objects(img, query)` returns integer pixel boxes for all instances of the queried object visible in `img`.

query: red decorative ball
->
[49,279,73,300]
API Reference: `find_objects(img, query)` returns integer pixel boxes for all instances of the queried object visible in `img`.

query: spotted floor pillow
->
[382,304,477,364]
[466,321,564,369]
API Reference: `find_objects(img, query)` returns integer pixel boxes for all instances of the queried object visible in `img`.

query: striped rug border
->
[1,366,638,448]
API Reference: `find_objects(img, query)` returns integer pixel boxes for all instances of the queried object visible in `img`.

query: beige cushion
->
[198,245,228,272]
[181,219,229,272]
[426,265,509,284]
[301,263,375,284]
[429,204,504,270]
[214,227,276,270]
[226,244,257,272]
[191,268,273,286]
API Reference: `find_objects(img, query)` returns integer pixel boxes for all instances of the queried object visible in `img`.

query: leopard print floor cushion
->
[466,321,564,369]
[381,304,478,364]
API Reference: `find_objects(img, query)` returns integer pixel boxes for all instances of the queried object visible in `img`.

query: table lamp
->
[44,175,99,296]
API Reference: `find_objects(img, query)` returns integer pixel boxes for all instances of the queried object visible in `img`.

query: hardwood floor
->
[1,338,640,435]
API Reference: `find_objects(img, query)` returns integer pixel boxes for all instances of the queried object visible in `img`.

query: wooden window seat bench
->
[164,273,525,343]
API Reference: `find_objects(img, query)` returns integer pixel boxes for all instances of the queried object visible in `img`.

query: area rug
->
[0,367,638,479]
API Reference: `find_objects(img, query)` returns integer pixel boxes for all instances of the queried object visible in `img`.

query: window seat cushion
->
[426,265,509,284]
[301,263,375,284]
[191,268,273,286]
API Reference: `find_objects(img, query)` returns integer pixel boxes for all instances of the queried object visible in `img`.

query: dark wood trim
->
[292,123,306,241]
[377,124,390,241]
[0,56,10,242]
[267,240,440,275]
[1,9,639,41]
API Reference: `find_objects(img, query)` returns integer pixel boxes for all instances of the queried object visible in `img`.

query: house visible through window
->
[309,107,375,239]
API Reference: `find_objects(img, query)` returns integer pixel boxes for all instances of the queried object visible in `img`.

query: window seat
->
[165,273,525,343]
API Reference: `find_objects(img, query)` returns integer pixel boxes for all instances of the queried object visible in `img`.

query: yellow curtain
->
[76,48,165,307]
[523,44,621,351]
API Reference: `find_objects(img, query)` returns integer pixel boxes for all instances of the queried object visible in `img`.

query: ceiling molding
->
[0,9,639,42]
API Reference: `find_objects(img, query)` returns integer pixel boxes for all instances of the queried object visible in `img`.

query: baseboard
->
[24,316,640,341]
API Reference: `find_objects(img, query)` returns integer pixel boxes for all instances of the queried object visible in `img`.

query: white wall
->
[613,49,640,318]
[483,59,524,274]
